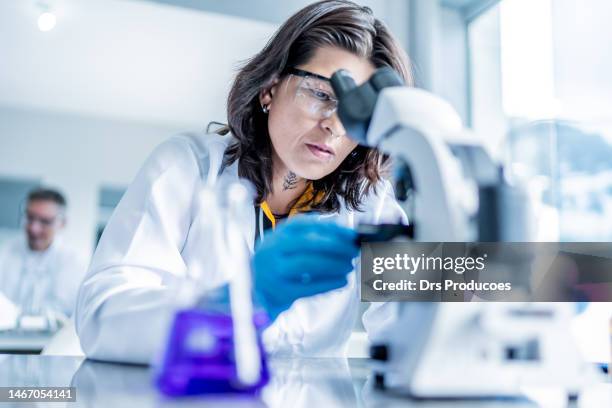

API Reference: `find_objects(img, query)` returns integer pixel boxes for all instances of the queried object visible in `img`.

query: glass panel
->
[468,0,612,241]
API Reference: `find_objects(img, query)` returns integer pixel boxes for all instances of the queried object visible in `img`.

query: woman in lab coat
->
[75,0,411,364]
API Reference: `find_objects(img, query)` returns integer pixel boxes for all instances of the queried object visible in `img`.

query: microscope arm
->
[366,87,478,241]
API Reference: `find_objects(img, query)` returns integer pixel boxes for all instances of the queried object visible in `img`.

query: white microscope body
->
[369,302,597,398]
[330,68,601,399]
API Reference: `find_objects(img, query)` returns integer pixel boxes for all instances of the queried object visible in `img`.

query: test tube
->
[225,182,261,386]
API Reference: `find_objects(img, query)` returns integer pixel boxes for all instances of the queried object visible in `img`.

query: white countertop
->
[0,355,609,407]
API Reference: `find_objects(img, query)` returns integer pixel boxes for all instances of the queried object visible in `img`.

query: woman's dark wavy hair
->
[217,0,412,213]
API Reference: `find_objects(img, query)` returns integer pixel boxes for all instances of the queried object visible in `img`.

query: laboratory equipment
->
[331,68,602,399]
[154,180,269,396]
[368,303,600,398]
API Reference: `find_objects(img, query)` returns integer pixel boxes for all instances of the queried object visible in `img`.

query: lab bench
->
[0,355,610,407]
[0,331,53,354]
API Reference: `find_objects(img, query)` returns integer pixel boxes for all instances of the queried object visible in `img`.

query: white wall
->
[439,6,468,123]
[0,106,184,258]
[407,2,470,125]
[468,4,506,153]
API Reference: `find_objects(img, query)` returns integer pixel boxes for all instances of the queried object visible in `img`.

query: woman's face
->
[261,46,376,180]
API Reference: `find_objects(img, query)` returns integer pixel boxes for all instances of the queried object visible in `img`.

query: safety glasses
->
[20,207,63,229]
[285,67,339,121]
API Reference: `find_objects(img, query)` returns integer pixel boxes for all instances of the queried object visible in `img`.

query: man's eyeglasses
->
[23,211,61,229]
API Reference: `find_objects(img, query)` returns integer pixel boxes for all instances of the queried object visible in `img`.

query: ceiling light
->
[37,11,56,31]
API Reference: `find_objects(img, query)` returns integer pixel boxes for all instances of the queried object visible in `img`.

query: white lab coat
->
[75,133,406,364]
[0,236,87,318]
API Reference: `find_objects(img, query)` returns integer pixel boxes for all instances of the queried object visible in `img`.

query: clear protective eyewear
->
[19,202,63,229]
[286,67,339,121]
[24,212,58,228]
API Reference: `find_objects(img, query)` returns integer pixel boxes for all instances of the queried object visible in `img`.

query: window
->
[468,0,612,241]
[95,186,126,247]
[0,178,40,247]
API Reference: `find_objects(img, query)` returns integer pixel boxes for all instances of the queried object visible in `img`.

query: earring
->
[262,104,269,114]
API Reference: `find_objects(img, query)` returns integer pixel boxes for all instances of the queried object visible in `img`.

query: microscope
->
[331,68,602,399]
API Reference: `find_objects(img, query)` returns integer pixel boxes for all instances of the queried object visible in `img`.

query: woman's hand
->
[252,217,359,321]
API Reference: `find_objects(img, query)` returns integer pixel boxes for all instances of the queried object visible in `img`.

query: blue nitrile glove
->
[575,301,589,314]
[252,217,359,321]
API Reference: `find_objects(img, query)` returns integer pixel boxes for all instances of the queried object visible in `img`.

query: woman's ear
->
[259,77,280,109]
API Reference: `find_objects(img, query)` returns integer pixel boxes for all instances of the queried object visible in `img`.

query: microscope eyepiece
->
[330,69,357,98]
[330,66,404,146]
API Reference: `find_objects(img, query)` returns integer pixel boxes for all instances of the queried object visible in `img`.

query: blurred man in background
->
[0,188,87,330]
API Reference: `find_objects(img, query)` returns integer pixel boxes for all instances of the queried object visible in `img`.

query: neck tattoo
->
[282,171,298,191]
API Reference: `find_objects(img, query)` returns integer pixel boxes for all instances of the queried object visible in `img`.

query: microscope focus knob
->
[370,344,389,361]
